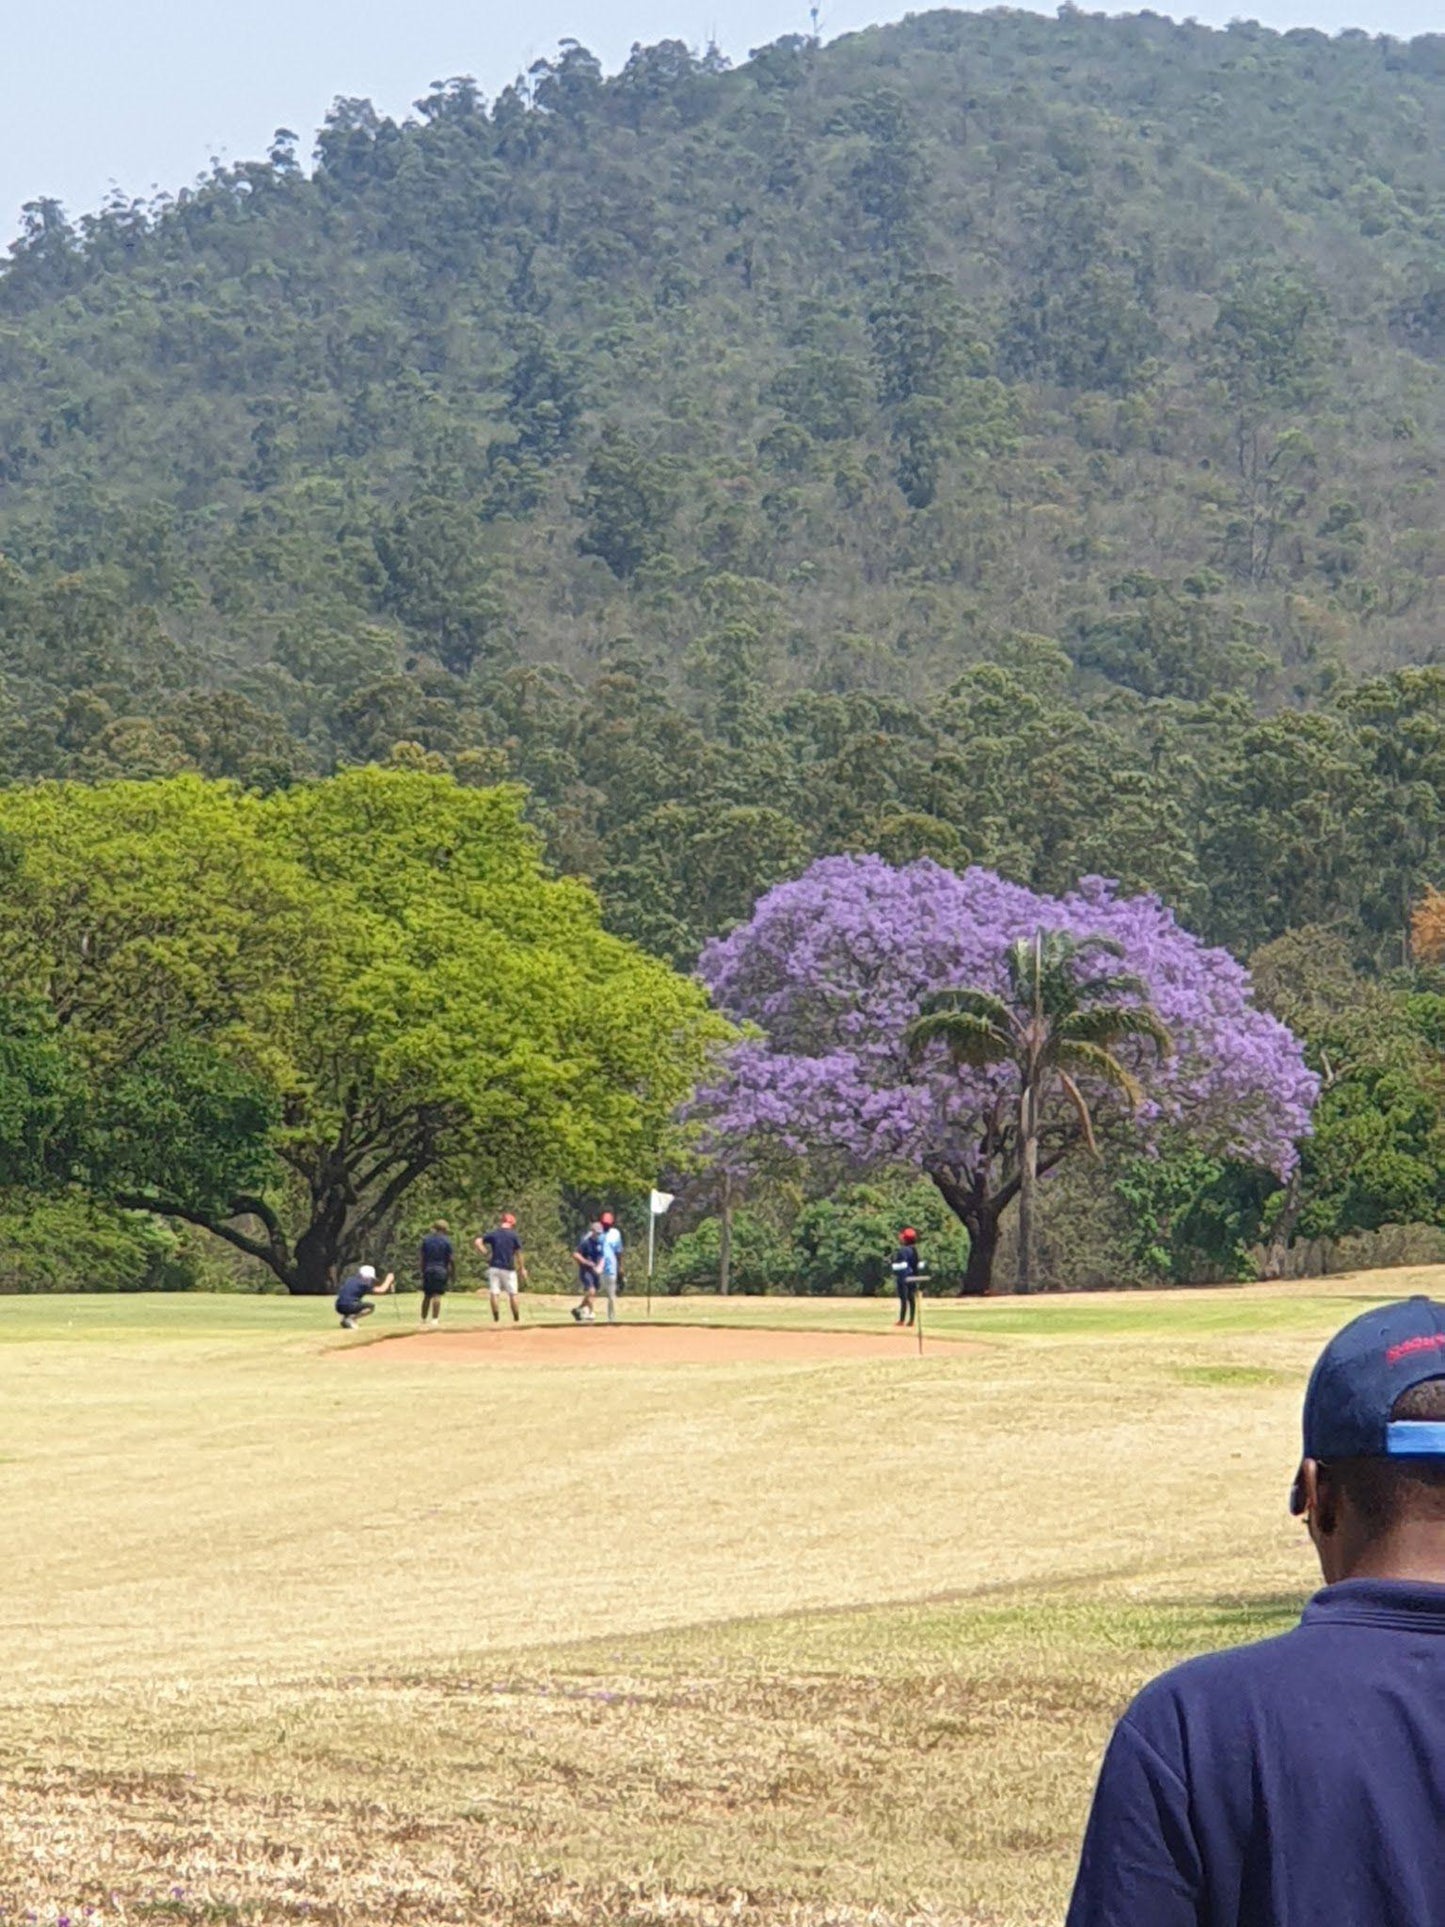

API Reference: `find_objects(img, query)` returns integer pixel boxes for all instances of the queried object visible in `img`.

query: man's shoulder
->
[1123,1623,1310,1742]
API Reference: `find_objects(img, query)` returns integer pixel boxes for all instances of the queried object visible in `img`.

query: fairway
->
[1,1276,1431,1924]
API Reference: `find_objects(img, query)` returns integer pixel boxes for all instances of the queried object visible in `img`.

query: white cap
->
[359,1264,377,1281]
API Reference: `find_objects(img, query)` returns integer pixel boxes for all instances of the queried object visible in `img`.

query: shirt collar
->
[1302,1576,1445,1633]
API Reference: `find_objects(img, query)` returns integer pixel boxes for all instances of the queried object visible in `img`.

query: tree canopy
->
[0,769,724,1290]
[695,856,1315,1291]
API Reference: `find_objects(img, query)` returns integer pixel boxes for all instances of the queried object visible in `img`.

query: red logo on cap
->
[1385,1331,1445,1366]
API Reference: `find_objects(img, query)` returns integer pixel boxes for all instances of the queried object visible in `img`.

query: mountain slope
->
[5,11,1445,963]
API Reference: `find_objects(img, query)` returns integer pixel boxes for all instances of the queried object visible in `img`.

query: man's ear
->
[1295,1458,1341,1537]
[1293,1459,1329,1527]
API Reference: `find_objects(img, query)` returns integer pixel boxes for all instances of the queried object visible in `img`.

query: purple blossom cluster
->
[696,856,1317,1178]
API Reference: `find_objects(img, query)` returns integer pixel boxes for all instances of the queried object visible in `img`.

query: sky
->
[3,0,1438,243]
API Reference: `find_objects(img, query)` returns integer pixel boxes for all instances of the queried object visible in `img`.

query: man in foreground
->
[476,1212,527,1323]
[333,1263,395,1329]
[1067,1295,1445,1926]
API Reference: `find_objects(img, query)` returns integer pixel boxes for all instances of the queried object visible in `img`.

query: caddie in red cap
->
[1067,1295,1445,1926]
[890,1226,920,1327]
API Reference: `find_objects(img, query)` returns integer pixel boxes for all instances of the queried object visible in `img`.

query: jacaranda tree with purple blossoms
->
[696,857,1318,1293]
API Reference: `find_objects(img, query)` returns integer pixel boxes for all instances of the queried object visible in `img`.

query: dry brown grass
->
[0,1596,1296,1926]
[0,1273,1432,1924]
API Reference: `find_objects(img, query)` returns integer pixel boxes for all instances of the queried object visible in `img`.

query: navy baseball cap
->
[1293,1297,1445,1505]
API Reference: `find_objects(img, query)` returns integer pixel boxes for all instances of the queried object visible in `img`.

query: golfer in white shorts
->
[475,1212,526,1322]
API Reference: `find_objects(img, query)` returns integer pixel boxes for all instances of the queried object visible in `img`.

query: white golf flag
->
[649,1189,675,1216]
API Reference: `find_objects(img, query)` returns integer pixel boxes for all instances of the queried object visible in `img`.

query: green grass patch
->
[1173,1363,1293,1387]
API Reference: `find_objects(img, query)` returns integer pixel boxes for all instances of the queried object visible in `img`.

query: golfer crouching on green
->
[334,1263,395,1329]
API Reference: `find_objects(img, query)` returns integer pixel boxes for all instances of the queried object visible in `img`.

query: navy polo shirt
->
[483,1227,522,1270]
[335,1272,371,1315]
[1067,1578,1445,1926]
[420,1232,452,1278]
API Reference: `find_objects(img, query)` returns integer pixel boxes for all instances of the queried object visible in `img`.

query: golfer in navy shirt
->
[1067,1294,1445,1927]
[418,1220,453,1328]
[890,1226,920,1327]
[475,1213,527,1323]
[333,1263,394,1329]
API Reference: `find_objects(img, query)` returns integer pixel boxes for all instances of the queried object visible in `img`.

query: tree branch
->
[109,1191,294,1285]
[988,1141,1073,1217]
[348,1159,429,1248]
[228,1193,294,1274]
[350,1144,419,1198]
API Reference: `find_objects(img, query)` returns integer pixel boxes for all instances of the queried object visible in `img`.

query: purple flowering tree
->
[696,857,1318,1293]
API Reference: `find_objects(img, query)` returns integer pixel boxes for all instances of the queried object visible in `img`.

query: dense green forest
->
[9,6,1445,1287]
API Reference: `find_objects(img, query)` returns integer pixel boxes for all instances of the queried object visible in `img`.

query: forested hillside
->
[6,5,1445,977]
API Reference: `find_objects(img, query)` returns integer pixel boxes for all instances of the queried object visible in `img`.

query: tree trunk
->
[960,1209,999,1295]
[927,1164,1002,1296]
[1017,1088,1038,1295]
[1261,1170,1304,1281]
[291,1196,349,1295]
[718,1176,733,1298]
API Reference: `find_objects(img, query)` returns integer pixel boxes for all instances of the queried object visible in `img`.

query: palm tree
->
[906,930,1172,1292]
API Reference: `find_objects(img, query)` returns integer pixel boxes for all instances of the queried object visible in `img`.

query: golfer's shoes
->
[340,1316,357,1329]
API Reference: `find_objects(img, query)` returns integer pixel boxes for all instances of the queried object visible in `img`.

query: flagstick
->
[644,1187,674,1323]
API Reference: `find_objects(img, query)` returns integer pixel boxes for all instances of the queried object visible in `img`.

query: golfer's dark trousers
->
[896,1278,916,1324]
[351,1302,375,1321]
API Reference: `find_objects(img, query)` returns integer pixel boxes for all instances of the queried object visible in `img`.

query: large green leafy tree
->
[0,770,724,1291]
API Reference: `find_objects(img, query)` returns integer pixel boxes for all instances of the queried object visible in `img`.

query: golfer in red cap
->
[475,1212,527,1322]
[891,1227,920,1327]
